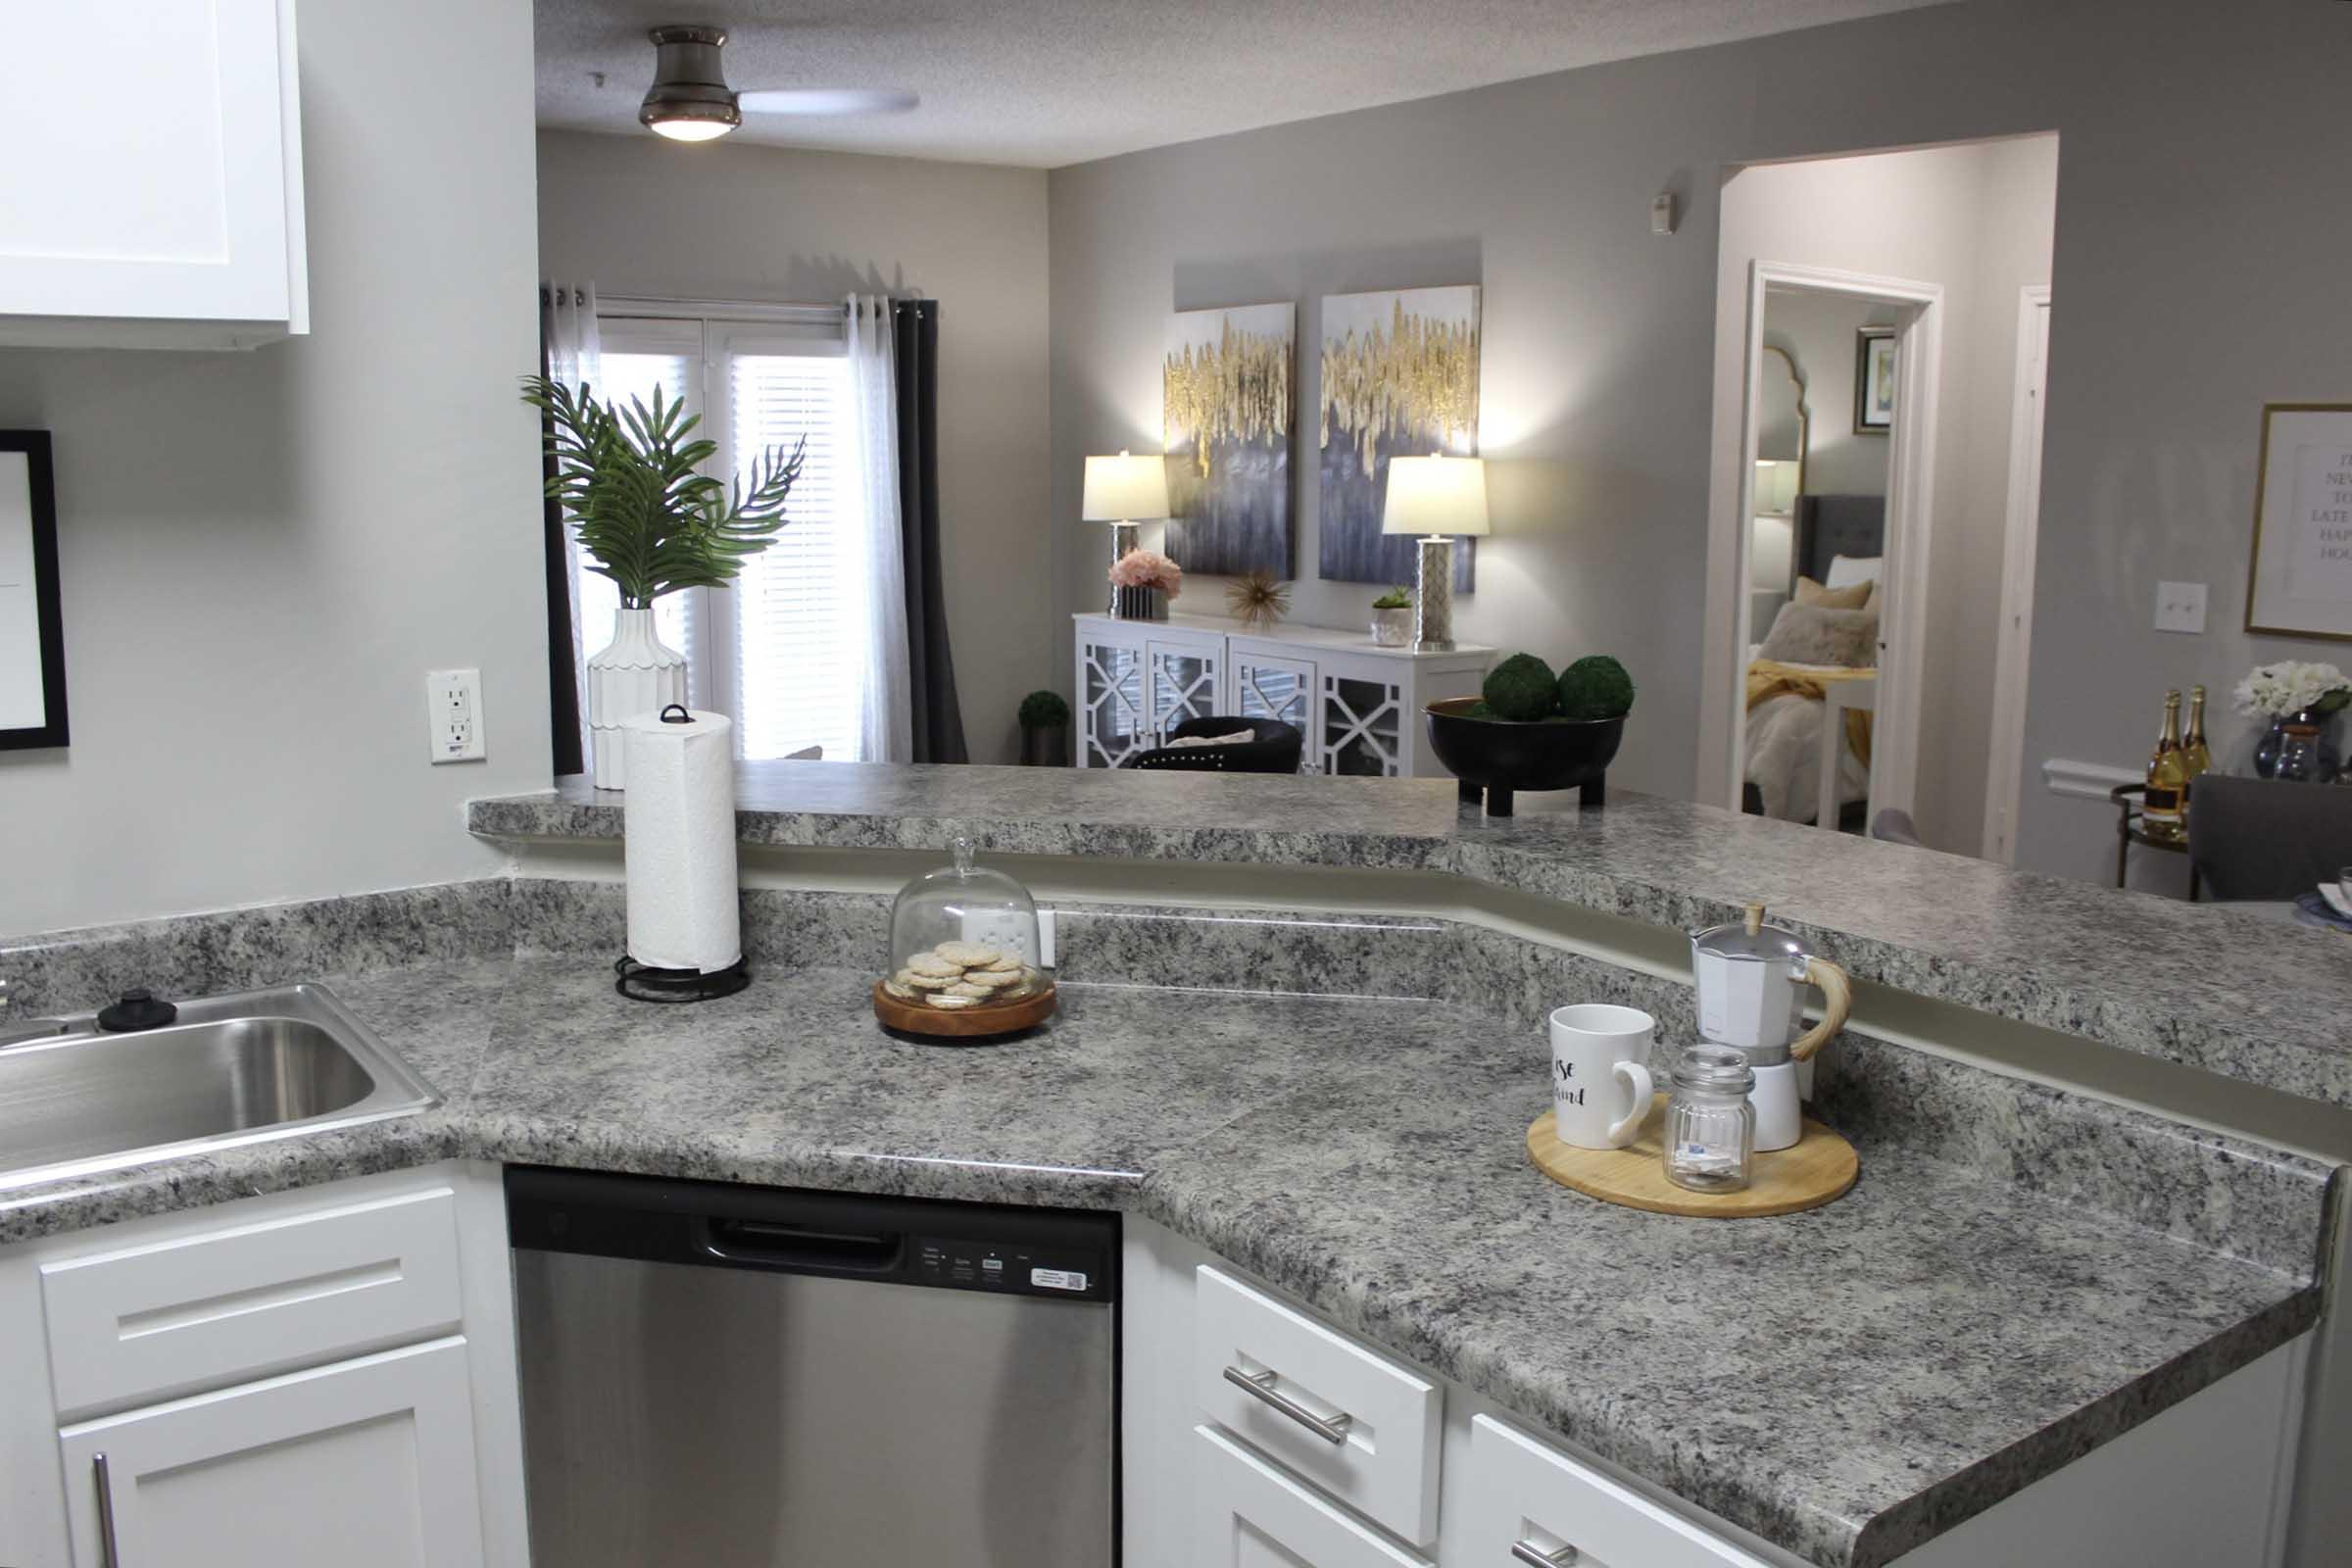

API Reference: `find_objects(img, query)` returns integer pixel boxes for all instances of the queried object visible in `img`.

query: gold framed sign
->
[2246,403,2352,641]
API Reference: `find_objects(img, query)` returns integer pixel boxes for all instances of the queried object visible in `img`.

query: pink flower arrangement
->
[1109,548,1183,599]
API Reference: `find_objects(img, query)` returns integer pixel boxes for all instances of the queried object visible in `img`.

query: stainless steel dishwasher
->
[507,1167,1117,1567]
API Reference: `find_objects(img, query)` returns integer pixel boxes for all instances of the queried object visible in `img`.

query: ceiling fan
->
[639,24,918,142]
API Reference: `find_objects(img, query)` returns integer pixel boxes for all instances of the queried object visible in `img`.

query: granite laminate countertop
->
[0,956,2322,1568]
[468,762,2352,1106]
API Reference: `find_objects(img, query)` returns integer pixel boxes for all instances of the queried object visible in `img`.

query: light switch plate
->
[2154,581,2208,634]
[428,668,485,762]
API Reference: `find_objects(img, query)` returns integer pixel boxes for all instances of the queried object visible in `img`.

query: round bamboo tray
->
[872,979,1057,1039]
[1528,1096,1857,1218]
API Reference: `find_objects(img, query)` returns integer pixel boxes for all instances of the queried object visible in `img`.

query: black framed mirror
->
[0,430,68,751]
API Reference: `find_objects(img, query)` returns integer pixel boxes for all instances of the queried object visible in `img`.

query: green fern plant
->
[521,375,807,607]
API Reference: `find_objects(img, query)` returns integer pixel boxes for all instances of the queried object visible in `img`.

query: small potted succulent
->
[1370,585,1413,647]
[1018,689,1071,766]
[1426,653,1636,816]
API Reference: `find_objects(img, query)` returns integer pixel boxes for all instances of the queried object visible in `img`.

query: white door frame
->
[1700,260,1944,823]
[1981,284,2053,861]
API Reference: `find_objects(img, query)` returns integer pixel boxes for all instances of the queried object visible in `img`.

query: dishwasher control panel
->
[915,1235,1105,1299]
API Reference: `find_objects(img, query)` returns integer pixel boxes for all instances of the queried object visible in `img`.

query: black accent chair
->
[1125,716,1303,774]
[2187,774,2352,900]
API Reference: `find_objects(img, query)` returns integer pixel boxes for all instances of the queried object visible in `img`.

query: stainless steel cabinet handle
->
[93,1451,122,1568]
[1511,1541,1578,1567]
[1222,1364,1352,1445]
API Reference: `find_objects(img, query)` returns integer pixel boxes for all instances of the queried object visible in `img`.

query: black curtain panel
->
[892,299,968,764]
[538,297,584,779]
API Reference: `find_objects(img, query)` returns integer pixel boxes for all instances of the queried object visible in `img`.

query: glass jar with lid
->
[876,836,1054,1032]
[1661,1044,1755,1193]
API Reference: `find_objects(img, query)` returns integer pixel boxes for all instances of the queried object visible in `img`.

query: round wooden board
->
[1528,1097,1857,1218]
[872,979,1057,1039]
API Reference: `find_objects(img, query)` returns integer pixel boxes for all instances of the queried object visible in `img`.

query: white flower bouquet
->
[2232,661,2352,719]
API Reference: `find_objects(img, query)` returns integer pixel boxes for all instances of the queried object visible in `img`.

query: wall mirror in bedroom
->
[1700,134,2059,861]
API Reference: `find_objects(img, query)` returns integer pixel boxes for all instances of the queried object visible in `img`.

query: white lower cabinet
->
[1124,1215,2309,1568]
[1195,1423,1432,1568]
[0,1162,526,1568]
[58,1338,486,1568]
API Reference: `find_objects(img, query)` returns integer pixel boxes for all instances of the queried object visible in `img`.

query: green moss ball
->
[1556,656,1635,720]
[1481,653,1559,721]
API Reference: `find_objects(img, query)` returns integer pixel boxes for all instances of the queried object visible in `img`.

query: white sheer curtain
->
[541,281,602,775]
[845,296,912,762]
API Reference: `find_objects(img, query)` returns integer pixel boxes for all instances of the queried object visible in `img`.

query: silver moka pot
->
[1689,903,1851,1151]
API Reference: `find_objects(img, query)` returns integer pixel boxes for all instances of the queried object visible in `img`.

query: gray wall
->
[0,0,547,937]
[534,131,1054,765]
[1047,0,2352,882]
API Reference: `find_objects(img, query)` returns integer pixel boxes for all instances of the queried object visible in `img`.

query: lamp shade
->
[1382,455,1490,537]
[1081,450,1170,521]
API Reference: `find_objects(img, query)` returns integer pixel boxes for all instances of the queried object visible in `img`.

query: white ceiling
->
[534,0,1953,169]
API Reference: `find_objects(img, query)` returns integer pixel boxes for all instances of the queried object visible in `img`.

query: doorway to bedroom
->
[1698,135,2060,856]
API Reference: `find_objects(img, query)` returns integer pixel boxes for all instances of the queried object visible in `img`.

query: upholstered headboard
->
[1793,494,1886,585]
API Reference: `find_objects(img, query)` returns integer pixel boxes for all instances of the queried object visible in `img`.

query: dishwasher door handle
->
[705,1217,903,1272]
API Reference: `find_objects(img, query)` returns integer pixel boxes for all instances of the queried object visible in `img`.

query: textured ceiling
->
[534,0,1953,168]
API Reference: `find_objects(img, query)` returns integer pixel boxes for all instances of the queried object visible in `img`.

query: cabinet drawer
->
[1466,1414,1771,1568]
[1194,1424,1431,1568]
[41,1185,463,1419]
[1194,1265,1441,1544]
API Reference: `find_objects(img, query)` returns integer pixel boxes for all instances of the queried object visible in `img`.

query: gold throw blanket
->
[1747,660,1874,768]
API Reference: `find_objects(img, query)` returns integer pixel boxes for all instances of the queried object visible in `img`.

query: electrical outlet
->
[428,668,485,763]
[2154,581,2208,634]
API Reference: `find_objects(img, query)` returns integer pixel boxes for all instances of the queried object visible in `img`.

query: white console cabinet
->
[0,0,309,349]
[1074,612,1492,776]
[0,1164,526,1568]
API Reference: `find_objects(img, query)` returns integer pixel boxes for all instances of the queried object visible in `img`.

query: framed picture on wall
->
[2244,403,2352,641]
[0,430,68,750]
[1853,327,1896,434]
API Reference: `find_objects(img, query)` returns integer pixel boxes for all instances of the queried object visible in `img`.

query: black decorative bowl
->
[1425,698,1626,817]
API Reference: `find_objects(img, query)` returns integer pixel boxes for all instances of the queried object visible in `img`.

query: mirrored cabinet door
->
[1232,651,1316,768]
[1148,640,1225,739]
[1320,672,1405,776]
[1081,641,1150,768]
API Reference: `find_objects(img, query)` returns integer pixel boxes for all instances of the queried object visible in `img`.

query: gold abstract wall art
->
[1162,302,1294,576]
[1318,285,1481,589]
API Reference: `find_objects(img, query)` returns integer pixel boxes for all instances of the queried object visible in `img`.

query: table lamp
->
[1381,454,1489,651]
[1081,450,1171,616]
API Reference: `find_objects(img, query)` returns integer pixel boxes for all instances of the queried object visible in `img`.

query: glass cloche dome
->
[880,837,1049,1022]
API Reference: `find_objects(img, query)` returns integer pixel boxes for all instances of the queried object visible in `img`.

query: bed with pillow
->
[1743,495,1883,824]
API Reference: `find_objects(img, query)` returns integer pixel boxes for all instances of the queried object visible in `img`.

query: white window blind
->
[727,349,858,761]
[574,305,863,762]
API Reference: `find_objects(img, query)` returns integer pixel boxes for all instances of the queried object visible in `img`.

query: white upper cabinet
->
[0,0,309,349]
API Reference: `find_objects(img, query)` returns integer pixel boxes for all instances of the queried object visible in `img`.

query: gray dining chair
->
[2185,774,2352,901]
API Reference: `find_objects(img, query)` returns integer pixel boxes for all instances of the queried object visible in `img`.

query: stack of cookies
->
[883,941,1044,1009]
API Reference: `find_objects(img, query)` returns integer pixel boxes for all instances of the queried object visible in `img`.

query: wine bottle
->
[2181,685,2212,794]
[2143,689,2187,842]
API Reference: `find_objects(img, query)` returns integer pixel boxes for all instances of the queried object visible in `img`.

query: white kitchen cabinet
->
[1194,1423,1432,1568]
[58,1338,485,1568]
[1075,613,1490,776]
[1122,1215,2309,1568]
[0,0,309,349]
[0,1162,525,1568]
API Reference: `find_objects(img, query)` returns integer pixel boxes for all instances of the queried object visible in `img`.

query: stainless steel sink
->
[0,984,440,1192]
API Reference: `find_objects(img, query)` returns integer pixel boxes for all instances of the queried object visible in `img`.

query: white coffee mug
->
[1548,1004,1658,1150]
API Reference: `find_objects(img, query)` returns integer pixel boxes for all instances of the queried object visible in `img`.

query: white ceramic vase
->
[586,606,688,790]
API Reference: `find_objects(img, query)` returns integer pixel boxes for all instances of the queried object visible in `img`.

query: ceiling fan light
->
[640,24,741,141]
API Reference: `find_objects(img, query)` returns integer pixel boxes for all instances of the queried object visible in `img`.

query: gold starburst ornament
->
[1225,570,1291,632]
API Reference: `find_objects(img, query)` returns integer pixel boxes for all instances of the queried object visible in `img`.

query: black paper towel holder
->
[614,954,752,1004]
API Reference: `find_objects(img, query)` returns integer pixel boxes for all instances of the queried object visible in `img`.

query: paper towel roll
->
[620,707,741,973]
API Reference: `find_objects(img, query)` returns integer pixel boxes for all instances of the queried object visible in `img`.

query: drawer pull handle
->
[1511,1542,1578,1567]
[94,1451,122,1568]
[1223,1364,1352,1445]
